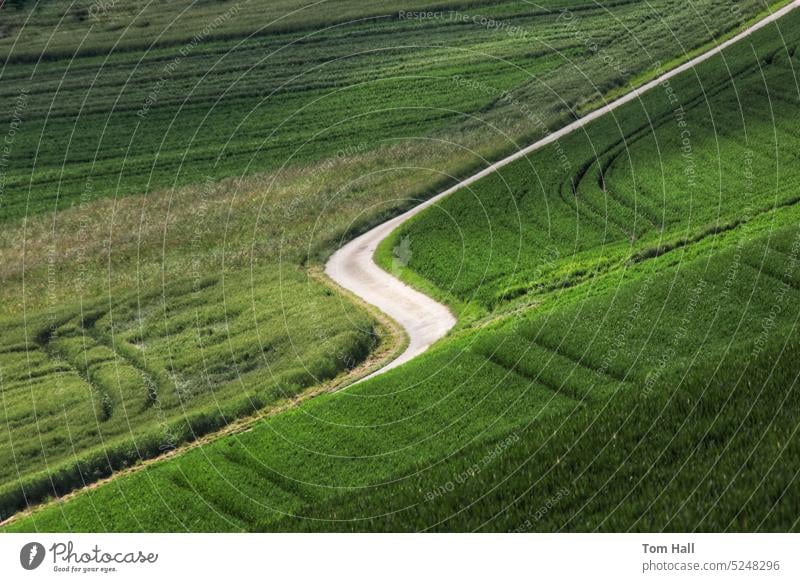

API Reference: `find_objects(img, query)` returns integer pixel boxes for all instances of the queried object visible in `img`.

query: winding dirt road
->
[325,0,799,380]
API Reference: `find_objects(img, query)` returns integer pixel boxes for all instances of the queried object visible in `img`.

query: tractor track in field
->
[324,0,800,381]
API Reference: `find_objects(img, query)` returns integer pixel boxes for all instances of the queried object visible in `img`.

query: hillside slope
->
[6,3,800,532]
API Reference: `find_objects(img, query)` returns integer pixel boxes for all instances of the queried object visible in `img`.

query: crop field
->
[0,0,775,221]
[1,0,778,523]
[5,3,800,532]
[0,267,377,520]
[384,8,800,311]
[7,211,800,531]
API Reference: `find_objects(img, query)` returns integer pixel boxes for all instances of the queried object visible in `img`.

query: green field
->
[8,209,799,531]
[381,22,800,310]
[0,0,777,221]
[3,1,799,531]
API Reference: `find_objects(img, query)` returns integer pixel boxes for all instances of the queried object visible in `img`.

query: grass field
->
[4,2,799,531]
[1,0,777,521]
[0,267,379,519]
[381,13,800,311]
[0,0,776,221]
[7,210,799,531]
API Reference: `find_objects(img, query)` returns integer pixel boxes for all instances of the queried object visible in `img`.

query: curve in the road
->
[325,0,800,381]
